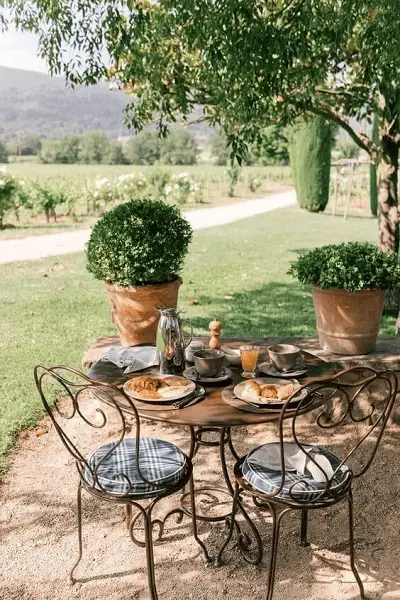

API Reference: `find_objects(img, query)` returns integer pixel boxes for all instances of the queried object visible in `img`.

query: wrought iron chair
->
[218,366,398,600]
[34,365,211,600]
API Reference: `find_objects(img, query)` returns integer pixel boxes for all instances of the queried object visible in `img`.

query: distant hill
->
[0,66,212,143]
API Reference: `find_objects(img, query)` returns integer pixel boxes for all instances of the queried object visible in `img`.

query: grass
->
[0,206,395,473]
[1,164,292,239]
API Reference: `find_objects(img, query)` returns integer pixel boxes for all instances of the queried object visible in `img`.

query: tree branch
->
[315,87,355,99]
[308,103,374,155]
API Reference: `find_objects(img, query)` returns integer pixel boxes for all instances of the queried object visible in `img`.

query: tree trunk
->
[377,136,399,253]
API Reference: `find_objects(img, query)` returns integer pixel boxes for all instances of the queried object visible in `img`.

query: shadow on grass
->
[185,281,315,337]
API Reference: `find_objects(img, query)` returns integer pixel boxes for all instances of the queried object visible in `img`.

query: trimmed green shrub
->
[86,199,193,286]
[289,116,333,212]
[288,242,400,292]
[370,116,379,217]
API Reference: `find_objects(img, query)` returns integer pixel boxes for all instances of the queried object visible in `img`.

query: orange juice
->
[240,346,259,372]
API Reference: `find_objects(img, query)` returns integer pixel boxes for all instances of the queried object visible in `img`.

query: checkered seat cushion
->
[242,442,350,502]
[82,437,188,496]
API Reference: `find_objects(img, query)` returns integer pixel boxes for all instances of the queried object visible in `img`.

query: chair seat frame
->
[217,367,398,600]
[34,364,211,600]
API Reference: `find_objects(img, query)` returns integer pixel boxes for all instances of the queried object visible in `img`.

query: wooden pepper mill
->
[209,319,222,350]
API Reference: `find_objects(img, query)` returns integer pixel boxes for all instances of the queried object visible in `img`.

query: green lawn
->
[1,164,292,239]
[0,206,395,473]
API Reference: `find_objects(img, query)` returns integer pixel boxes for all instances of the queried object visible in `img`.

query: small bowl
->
[223,348,241,366]
[193,349,225,378]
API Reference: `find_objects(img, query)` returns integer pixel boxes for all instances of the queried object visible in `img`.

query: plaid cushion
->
[242,442,350,502]
[82,437,187,496]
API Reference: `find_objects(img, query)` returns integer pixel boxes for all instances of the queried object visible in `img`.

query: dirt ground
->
[1,395,399,600]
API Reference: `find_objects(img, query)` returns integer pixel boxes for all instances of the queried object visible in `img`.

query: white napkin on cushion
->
[287,447,334,482]
[250,443,334,482]
[103,347,159,374]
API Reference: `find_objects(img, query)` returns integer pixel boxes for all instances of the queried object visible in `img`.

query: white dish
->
[234,377,307,408]
[123,375,195,403]
[258,362,308,378]
[183,366,233,383]
[220,346,241,366]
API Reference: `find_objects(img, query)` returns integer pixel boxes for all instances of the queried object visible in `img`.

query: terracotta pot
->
[105,277,182,347]
[312,285,387,355]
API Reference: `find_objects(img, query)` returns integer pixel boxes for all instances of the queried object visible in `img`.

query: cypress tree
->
[370,115,379,217]
[289,116,333,212]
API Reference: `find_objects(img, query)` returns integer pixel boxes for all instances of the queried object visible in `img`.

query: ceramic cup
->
[267,344,302,372]
[185,340,205,363]
[193,349,225,377]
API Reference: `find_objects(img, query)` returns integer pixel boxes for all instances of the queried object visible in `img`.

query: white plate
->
[234,377,307,408]
[183,366,233,383]
[123,375,195,403]
[258,362,308,378]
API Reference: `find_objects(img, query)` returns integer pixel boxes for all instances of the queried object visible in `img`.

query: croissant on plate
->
[261,384,278,398]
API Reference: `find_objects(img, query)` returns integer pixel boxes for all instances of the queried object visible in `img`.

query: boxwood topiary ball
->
[85,199,193,287]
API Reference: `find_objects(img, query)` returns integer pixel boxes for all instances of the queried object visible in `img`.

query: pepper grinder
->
[209,320,222,350]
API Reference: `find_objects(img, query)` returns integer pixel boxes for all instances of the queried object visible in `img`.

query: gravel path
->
[0,190,295,264]
[1,394,399,600]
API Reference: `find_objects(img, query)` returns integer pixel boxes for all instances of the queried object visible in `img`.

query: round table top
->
[88,337,338,427]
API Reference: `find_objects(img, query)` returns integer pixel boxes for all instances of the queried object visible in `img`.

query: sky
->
[0,29,47,73]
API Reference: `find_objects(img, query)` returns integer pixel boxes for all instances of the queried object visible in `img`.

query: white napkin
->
[103,347,159,374]
[287,448,334,482]
[251,443,334,482]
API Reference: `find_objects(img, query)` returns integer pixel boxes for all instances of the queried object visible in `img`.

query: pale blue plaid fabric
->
[242,443,350,502]
[82,437,187,496]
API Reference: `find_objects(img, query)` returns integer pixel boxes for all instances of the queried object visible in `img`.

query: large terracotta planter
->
[105,277,182,347]
[312,285,387,355]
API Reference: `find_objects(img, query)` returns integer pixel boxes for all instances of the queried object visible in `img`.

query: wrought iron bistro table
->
[87,336,337,563]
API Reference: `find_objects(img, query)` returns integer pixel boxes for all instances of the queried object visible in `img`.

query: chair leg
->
[347,491,367,600]
[300,509,309,547]
[125,504,132,530]
[265,504,286,600]
[189,474,213,564]
[215,482,240,566]
[70,481,83,584]
[143,508,159,600]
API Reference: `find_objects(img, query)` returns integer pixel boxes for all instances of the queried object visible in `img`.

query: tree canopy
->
[4,0,400,250]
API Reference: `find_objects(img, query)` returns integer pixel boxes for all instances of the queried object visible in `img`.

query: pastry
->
[127,376,159,393]
[242,380,261,401]
[261,384,278,399]
[163,376,187,387]
[277,383,295,400]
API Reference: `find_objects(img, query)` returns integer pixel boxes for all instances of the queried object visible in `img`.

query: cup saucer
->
[258,361,308,378]
[183,365,233,383]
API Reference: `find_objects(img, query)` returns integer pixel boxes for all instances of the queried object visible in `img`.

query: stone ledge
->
[83,334,400,372]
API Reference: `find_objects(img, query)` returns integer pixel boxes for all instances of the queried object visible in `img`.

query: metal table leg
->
[179,425,263,565]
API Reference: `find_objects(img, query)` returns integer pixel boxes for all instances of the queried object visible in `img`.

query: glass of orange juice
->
[239,345,260,378]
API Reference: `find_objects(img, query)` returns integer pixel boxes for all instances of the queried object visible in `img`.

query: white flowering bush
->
[164,173,203,205]
[115,172,149,202]
[83,177,116,215]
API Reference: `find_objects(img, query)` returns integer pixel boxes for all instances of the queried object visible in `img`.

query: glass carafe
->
[156,308,193,375]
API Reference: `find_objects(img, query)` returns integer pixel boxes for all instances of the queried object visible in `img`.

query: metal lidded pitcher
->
[156,308,193,375]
